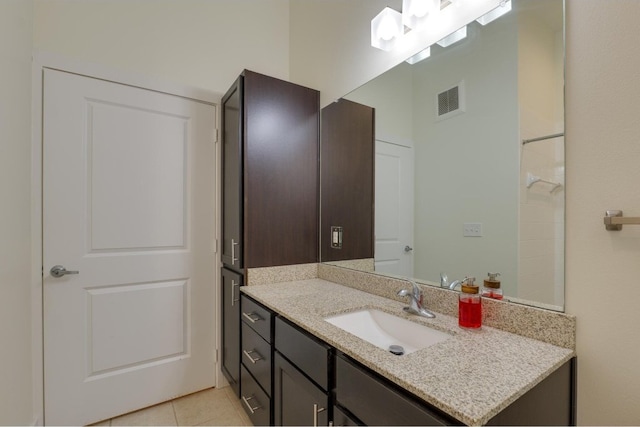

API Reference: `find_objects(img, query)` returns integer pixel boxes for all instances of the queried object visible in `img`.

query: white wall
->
[0,1,34,425]
[7,1,292,424]
[34,0,292,92]
[290,0,640,423]
[565,0,640,424]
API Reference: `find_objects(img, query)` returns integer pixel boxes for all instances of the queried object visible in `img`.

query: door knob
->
[404,245,413,252]
[50,265,79,278]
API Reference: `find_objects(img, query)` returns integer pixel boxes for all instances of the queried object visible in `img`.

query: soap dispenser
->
[482,272,503,300]
[458,277,482,329]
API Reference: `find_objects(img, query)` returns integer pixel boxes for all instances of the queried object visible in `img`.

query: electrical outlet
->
[463,223,483,237]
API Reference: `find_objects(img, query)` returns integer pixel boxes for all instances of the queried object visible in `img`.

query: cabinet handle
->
[313,403,326,427]
[231,238,239,265]
[241,395,262,414]
[242,311,262,323]
[243,349,263,364]
[231,280,239,306]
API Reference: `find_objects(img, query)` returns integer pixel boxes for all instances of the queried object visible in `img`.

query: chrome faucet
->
[397,280,436,318]
[440,272,463,290]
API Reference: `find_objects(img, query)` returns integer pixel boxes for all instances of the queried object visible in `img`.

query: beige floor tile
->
[87,420,111,426]
[221,386,253,426]
[195,406,247,426]
[111,401,177,426]
[172,388,234,426]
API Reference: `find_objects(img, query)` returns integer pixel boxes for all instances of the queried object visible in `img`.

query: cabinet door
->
[221,76,243,269]
[243,70,319,268]
[221,268,242,396]
[320,98,374,262]
[274,353,329,426]
[335,354,457,426]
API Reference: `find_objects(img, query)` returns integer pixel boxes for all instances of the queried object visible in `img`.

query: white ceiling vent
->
[436,81,465,121]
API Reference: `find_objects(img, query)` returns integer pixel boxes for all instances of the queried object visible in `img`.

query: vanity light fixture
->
[406,46,431,64]
[436,26,467,47]
[476,0,512,25]
[402,0,438,31]
[371,7,404,51]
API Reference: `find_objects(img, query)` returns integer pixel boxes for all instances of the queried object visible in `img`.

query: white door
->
[375,140,414,277]
[43,69,216,426]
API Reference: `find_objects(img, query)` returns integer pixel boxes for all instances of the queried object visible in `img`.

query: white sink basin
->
[324,309,451,355]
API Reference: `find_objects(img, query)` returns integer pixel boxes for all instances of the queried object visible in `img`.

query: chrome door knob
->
[50,265,79,278]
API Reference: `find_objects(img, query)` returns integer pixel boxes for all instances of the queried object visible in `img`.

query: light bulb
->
[378,14,399,41]
[411,1,430,18]
[402,0,437,31]
[371,7,403,51]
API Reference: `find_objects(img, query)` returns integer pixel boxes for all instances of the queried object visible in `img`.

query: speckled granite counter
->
[241,278,575,426]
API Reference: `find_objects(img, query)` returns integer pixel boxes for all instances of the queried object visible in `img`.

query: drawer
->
[335,354,457,426]
[241,321,272,395]
[240,365,271,426]
[275,317,331,391]
[241,295,272,343]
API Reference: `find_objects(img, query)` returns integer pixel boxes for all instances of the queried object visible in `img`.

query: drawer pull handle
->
[231,239,239,265]
[242,311,263,323]
[243,349,263,364]
[231,280,239,307]
[241,395,262,414]
[313,403,326,427]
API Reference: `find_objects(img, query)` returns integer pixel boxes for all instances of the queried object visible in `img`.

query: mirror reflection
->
[322,0,565,311]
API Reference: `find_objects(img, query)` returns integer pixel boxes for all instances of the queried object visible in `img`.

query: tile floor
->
[89,387,253,426]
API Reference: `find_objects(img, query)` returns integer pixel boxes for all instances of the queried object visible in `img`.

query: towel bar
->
[604,210,640,230]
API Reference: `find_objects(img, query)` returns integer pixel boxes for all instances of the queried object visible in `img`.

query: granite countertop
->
[241,278,575,426]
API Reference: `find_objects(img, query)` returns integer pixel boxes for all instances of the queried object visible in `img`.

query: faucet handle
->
[397,289,410,297]
[440,272,449,288]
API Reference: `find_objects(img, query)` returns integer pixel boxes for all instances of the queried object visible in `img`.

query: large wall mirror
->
[321,0,565,311]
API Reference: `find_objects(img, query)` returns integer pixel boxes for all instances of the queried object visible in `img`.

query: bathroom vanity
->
[237,278,576,426]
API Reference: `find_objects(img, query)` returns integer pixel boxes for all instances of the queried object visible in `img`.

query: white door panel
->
[43,69,216,425]
[375,140,414,277]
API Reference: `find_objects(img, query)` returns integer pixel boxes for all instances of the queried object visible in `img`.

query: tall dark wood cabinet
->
[320,98,375,262]
[220,70,320,397]
[221,268,242,395]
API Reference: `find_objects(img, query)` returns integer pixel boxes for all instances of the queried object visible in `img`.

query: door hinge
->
[213,238,219,254]
[213,128,219,144]
[215,349,219,363]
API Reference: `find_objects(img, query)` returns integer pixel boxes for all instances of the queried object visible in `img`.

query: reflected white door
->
[43,69,216,426]
[375,140,414,277]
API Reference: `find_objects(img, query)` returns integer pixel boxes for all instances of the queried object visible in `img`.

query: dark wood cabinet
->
[221,267,242,396]
[243,70,320,268]
[220,70,320,402]
[335,351,576,426]
[231,299,575,426]
[222,69,320,272]
[274,353,329,426]
[240,295,275,425]
[221,77,244,270]
[320,98,375,262]
[486,357,576,426]
[274,317,332,426]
